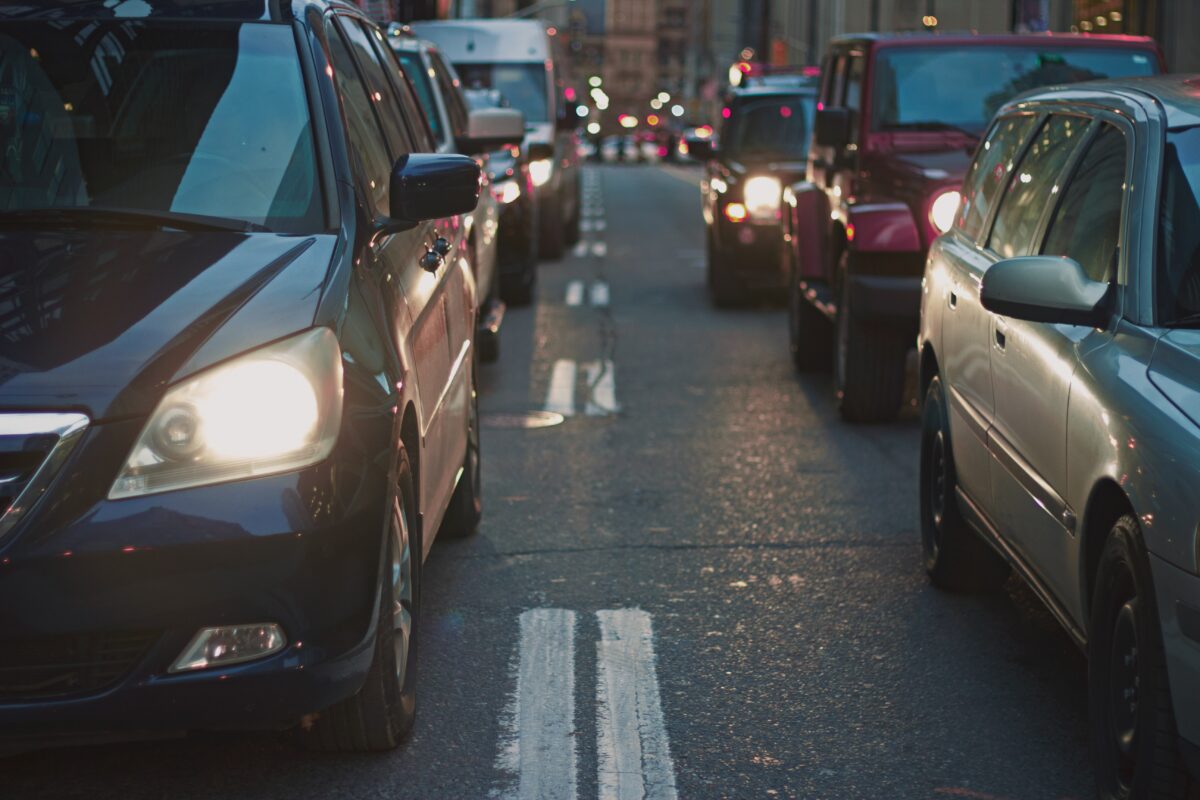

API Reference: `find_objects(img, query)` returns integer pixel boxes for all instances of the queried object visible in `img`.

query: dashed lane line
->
[589,281,609,308]
[565,280,585,307]
[544,359,577,417]
[584,360,619,417]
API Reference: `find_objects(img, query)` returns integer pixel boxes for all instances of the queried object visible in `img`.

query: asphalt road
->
[10,164,1094,800]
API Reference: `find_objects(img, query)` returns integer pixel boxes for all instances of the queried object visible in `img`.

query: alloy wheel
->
[1109,594,1140,790]
[390,494,414,690]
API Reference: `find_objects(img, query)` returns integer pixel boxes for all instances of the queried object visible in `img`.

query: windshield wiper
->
[1164,312,1200,328]
[0,207,270,233]
[884,121,980,139]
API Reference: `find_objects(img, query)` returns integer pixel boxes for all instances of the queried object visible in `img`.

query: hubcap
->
[390,495,414,688]
[1109,596,1140,781]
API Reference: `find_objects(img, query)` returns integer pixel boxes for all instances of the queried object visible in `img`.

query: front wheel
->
[834,266,907,422]
[1088,516,1197,799]
[303,450,420,751]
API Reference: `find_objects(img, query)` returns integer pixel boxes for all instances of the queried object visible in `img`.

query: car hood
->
[0,230,336,420]
[866,148,973,184]
[1148,329,1200,429]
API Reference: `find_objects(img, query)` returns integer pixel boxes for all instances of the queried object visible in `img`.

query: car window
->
[723,95,814,160]
[369,32,437,153]
[956,114,1037,240]
[1041,124,1126,283]
[987,115,1086,259]
[1159,127,1200,322]
[396,50,446,146]
[429,52,469,139]
[337,17,414,158]
[325,19,392,217]
[843,53,864,145]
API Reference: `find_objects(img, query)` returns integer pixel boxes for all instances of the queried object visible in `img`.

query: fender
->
[845,201,922,253]
[784,181,830,281]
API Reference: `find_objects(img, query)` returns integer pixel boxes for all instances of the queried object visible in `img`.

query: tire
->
[787,247,832,372]
[303,450,420,751]
[707,230,746,308]
[834,260,907,422]
[440,363,482,538]
[540,196,565,260]
[919,375,1009,592]
[500,207,538,308]
[1089,516,1198,800]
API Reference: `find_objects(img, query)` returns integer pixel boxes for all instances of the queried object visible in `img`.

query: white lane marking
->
[544,359,577,417]
[596,609,678,800]
[591,241,607,257]
[497,609,578,800]
[571,241,588,258]
[589,281,609,308]
[584,360,619,416]
[565,280,585,306]
[581,219,596,232]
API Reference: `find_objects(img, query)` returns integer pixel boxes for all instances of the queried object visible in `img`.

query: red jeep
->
[784,33,1162,422]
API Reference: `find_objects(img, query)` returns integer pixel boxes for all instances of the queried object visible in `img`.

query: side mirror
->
[458,108,526,155]
[684,136,714,161]
[388,153,480,223]
[527,141,554,162]
[980,256,1112,327]
[814,107,851,148]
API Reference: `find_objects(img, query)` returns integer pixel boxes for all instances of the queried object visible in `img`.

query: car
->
[410,18,582,259]
[689,84,816,307]
[389,30,526,348]
[918,74,1200,797]
[462,86,541,307]
[784,32,1163,421]
[0,0,484,752]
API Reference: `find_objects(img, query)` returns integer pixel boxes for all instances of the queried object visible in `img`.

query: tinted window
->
[396,50,446,144]
[1158,127,1200,321]
[1042,124,1126,283]
[0,21,321,232]
[872,46,1156,134]
[988,115,1085,259]
[339,18,413,157]
[956,115,1036,239]
[843,53,864,145]
[370,33,435,153]
[326,20,392,216]
[429,52,469,138]
[723,95,814,160]
[455,63,547,123]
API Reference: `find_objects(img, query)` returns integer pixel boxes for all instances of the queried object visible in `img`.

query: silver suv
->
[918,75,1200,797]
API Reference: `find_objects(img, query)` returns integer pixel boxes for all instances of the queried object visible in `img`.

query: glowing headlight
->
[929,189,962,234]
[529,158,553,187]
[744,176,782,221]
[493,179,521,204]
[109,328,343,499]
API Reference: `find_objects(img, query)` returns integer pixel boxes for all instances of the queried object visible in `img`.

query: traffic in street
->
[4,2,1200,799]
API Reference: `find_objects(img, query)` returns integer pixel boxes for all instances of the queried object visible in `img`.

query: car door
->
[939,113,1037,505]
[326,16,458,520]
[987,116,1127,604]
[809,51,845,190]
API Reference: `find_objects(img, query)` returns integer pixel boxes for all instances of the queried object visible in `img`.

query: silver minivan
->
[918,75,1200,798]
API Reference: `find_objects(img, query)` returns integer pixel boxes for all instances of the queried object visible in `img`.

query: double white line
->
[544,359,618,418]
[565,280,609,308]
[497,609,678,800]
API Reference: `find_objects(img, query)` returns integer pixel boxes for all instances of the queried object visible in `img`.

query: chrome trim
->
[987,425,1074,536]
[947,383,988,446]
[0,412,90,542]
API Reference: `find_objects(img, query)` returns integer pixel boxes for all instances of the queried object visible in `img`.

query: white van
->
[409,19,581,259]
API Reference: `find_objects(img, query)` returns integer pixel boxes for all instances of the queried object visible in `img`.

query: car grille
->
[0,413,89,545]
[0,631,159,701]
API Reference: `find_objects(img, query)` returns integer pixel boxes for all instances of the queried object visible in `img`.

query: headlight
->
[109,328,343,499]
[744,176,782,221]
[929,189,962,234]
[529,158,553,187]
[493,179,521,204]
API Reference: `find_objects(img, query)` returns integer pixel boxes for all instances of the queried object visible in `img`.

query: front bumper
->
[0,418,387,740]
[713,219,785,290]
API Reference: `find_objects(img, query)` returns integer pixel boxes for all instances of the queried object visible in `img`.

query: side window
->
[843,53,864,144]
[430,52,469,140]
[828,54,847,109]
[339,17,414,157]
[325,19,392,217]
[367,28,438,153]
[1042,124,1127,283]
[987,114,1086,259]
[956,114,1036,239]
[818,54,835,106]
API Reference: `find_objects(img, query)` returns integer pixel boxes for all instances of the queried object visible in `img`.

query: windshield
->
[1159,127,1200,324]
[396,50,445,143]
[0,22,321,233]
[454,62,547,123]
[722,95,814,160]
[872,46,1157,135]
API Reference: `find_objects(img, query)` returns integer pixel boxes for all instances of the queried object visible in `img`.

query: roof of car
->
[1011,74,1200,130]
[829,31,1159,50]
[0,0,359,22]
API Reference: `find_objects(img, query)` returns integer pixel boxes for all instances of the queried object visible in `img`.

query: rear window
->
[454,62,547,123]
[396,50,445,143]
[1159,127,1200,323]
[722,95,814,160]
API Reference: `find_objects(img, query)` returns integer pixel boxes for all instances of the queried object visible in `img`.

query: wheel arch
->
[918,342,939,409]
[400,401,421,542]
[1081,478,1136,626]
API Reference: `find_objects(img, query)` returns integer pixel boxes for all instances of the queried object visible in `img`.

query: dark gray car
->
[918,75,1200,797]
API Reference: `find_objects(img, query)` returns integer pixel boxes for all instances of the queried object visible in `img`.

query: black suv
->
[0,0,484,752]
[690,83,817,307]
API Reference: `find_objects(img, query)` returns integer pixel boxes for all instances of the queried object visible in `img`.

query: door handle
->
[419,250,443,272]
[948,290,958,309]
[432,237,452,257]
[994,327,1006,350]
